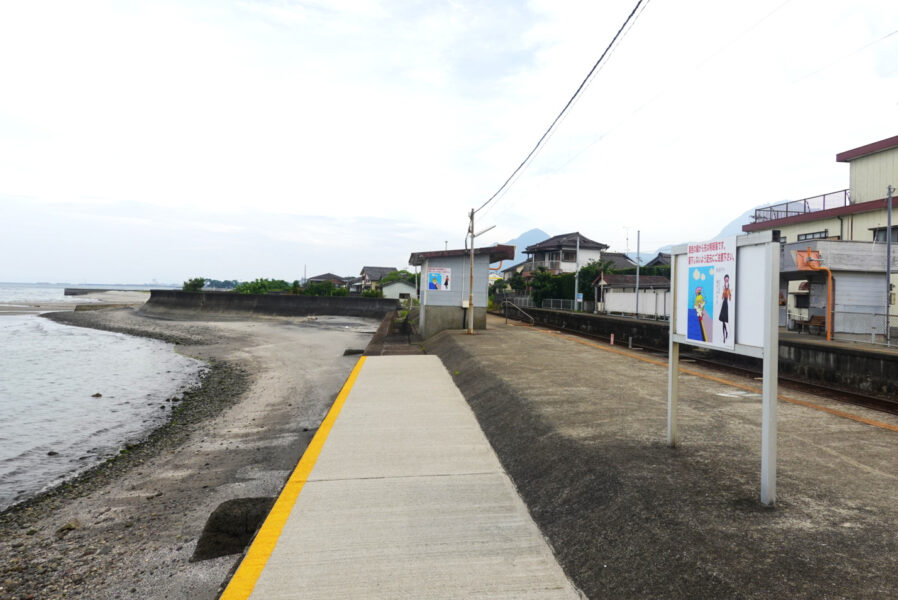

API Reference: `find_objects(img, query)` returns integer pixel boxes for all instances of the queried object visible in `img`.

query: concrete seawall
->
[495,306,898,399]
[143,290,399,319]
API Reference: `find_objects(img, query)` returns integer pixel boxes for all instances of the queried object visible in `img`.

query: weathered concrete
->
[143,290,398,319]
[420,305,486,338]
[426,317,898,599]
[240,355,581,599]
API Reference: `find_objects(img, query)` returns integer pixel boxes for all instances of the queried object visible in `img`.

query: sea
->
[0,284,203,511]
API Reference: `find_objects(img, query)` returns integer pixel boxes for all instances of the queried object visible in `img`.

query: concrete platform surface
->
[225,355,582,599]
[425,316,898,599]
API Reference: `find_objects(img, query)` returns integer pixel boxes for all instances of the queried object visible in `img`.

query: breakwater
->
[495,306,898,400]
[143,290,399,319]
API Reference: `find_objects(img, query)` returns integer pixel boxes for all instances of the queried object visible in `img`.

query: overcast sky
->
[1,0,896,283]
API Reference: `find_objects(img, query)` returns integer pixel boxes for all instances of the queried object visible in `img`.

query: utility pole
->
[888,185,894,345]
[573,234,580,311]
[468,209,475,334]
[635,230,641,318]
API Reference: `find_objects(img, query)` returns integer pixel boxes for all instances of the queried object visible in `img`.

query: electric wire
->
[474,0,647,216]
[479,0,651,223]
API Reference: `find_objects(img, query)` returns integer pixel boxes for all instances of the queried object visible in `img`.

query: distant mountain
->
[501,228,550,265]
[651,202,774,256]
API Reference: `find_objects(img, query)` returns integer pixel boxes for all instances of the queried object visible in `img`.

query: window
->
[794,294,810,309]
[562,250,577,262]
[873,226,898,242]
[797,230,828,241]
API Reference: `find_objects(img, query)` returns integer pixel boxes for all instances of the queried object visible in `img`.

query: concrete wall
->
[420,306,486,339]
[382,281,416,299]
[143,290,398,319]
[497,306,898,399]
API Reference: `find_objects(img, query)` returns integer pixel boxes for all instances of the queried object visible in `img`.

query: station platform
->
[220,355,581,599]
[423,316,898,599]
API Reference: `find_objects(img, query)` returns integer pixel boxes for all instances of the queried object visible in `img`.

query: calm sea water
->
[0,285,203,511]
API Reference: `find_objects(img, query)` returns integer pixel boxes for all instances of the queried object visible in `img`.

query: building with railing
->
[522,232,608,275]
[744,134,898,244]
[744,134,898,342]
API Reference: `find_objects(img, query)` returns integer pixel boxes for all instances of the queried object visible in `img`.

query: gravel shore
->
[1,307,376,599]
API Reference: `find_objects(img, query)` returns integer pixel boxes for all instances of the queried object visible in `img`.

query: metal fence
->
[752,189,849,223]
[787,310,898,347]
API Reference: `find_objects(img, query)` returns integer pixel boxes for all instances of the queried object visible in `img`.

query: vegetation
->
[204,279,239,289]
[380,269,416,286]
[302,281,348,296]
[234,278,292,294]
[182,277,206,292]
[361,289,384,298]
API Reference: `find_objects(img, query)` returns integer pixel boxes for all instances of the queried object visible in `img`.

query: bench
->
[796,314,826,334]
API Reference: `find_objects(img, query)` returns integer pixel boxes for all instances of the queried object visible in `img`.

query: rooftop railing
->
[752,189,850,223]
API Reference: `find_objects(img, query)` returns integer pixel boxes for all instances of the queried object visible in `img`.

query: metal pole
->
[574,235,580,311]
[667,253,679,447]
[467,209,475,334]
[635,230,641,318]
[888,185,894,345]
[760,240,780,506]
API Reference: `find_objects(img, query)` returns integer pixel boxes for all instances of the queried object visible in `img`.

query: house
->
[500,259,530,280]
[523,232,609,275]
[743,134,898,243]
[599,252,638,270]
[382,280,416,301]
[591,272,671,318]
[343,277,363,294]
[409,244,515,338]
[359,266,397,291]
[645,252,671,267]
[742,134,898,339]
[306,273,347,288]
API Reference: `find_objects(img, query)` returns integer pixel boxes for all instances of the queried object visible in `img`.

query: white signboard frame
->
[668,231,779,505]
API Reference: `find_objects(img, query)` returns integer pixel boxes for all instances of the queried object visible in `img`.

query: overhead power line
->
[475,0,648,215]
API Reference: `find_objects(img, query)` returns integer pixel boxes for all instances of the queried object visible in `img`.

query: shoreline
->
[0,306,375,599]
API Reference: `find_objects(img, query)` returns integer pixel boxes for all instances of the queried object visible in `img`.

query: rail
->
[752,189,849,223]
[501,300,535,325]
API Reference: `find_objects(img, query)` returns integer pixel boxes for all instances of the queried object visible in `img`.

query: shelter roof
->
[408,244,515,266]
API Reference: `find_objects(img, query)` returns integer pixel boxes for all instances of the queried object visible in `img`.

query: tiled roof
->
[360,266,398,280]
[525,232,608,253]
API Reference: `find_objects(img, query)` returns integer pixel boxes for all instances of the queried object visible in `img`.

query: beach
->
[0,298,377,599]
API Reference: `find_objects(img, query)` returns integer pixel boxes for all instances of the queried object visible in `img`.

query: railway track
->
[502,314,898,418]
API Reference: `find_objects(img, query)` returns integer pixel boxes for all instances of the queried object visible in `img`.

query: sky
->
[1,0,896,284]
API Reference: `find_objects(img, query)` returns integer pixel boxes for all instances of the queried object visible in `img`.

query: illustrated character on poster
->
[693,286,707,341]
[719,273,731,343]
[442,275,449,290]
[428,273,440,290]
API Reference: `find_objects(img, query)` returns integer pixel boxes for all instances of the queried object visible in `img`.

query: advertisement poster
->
[687,237,735,350]
[427,267,451,291]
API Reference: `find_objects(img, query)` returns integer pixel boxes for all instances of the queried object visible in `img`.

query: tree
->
[234,278,292,294]
[508,272,526,292]
[182,277,205,292]
[380,270,416,286]
[361,289,384,298]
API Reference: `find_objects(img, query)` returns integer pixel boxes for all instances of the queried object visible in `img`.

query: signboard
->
[669,231,779,506]
[686,237,735,350]
[426,268,451,291]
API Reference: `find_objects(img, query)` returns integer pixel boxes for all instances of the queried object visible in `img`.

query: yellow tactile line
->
[508,322,898,434]
[220,356,367,600]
